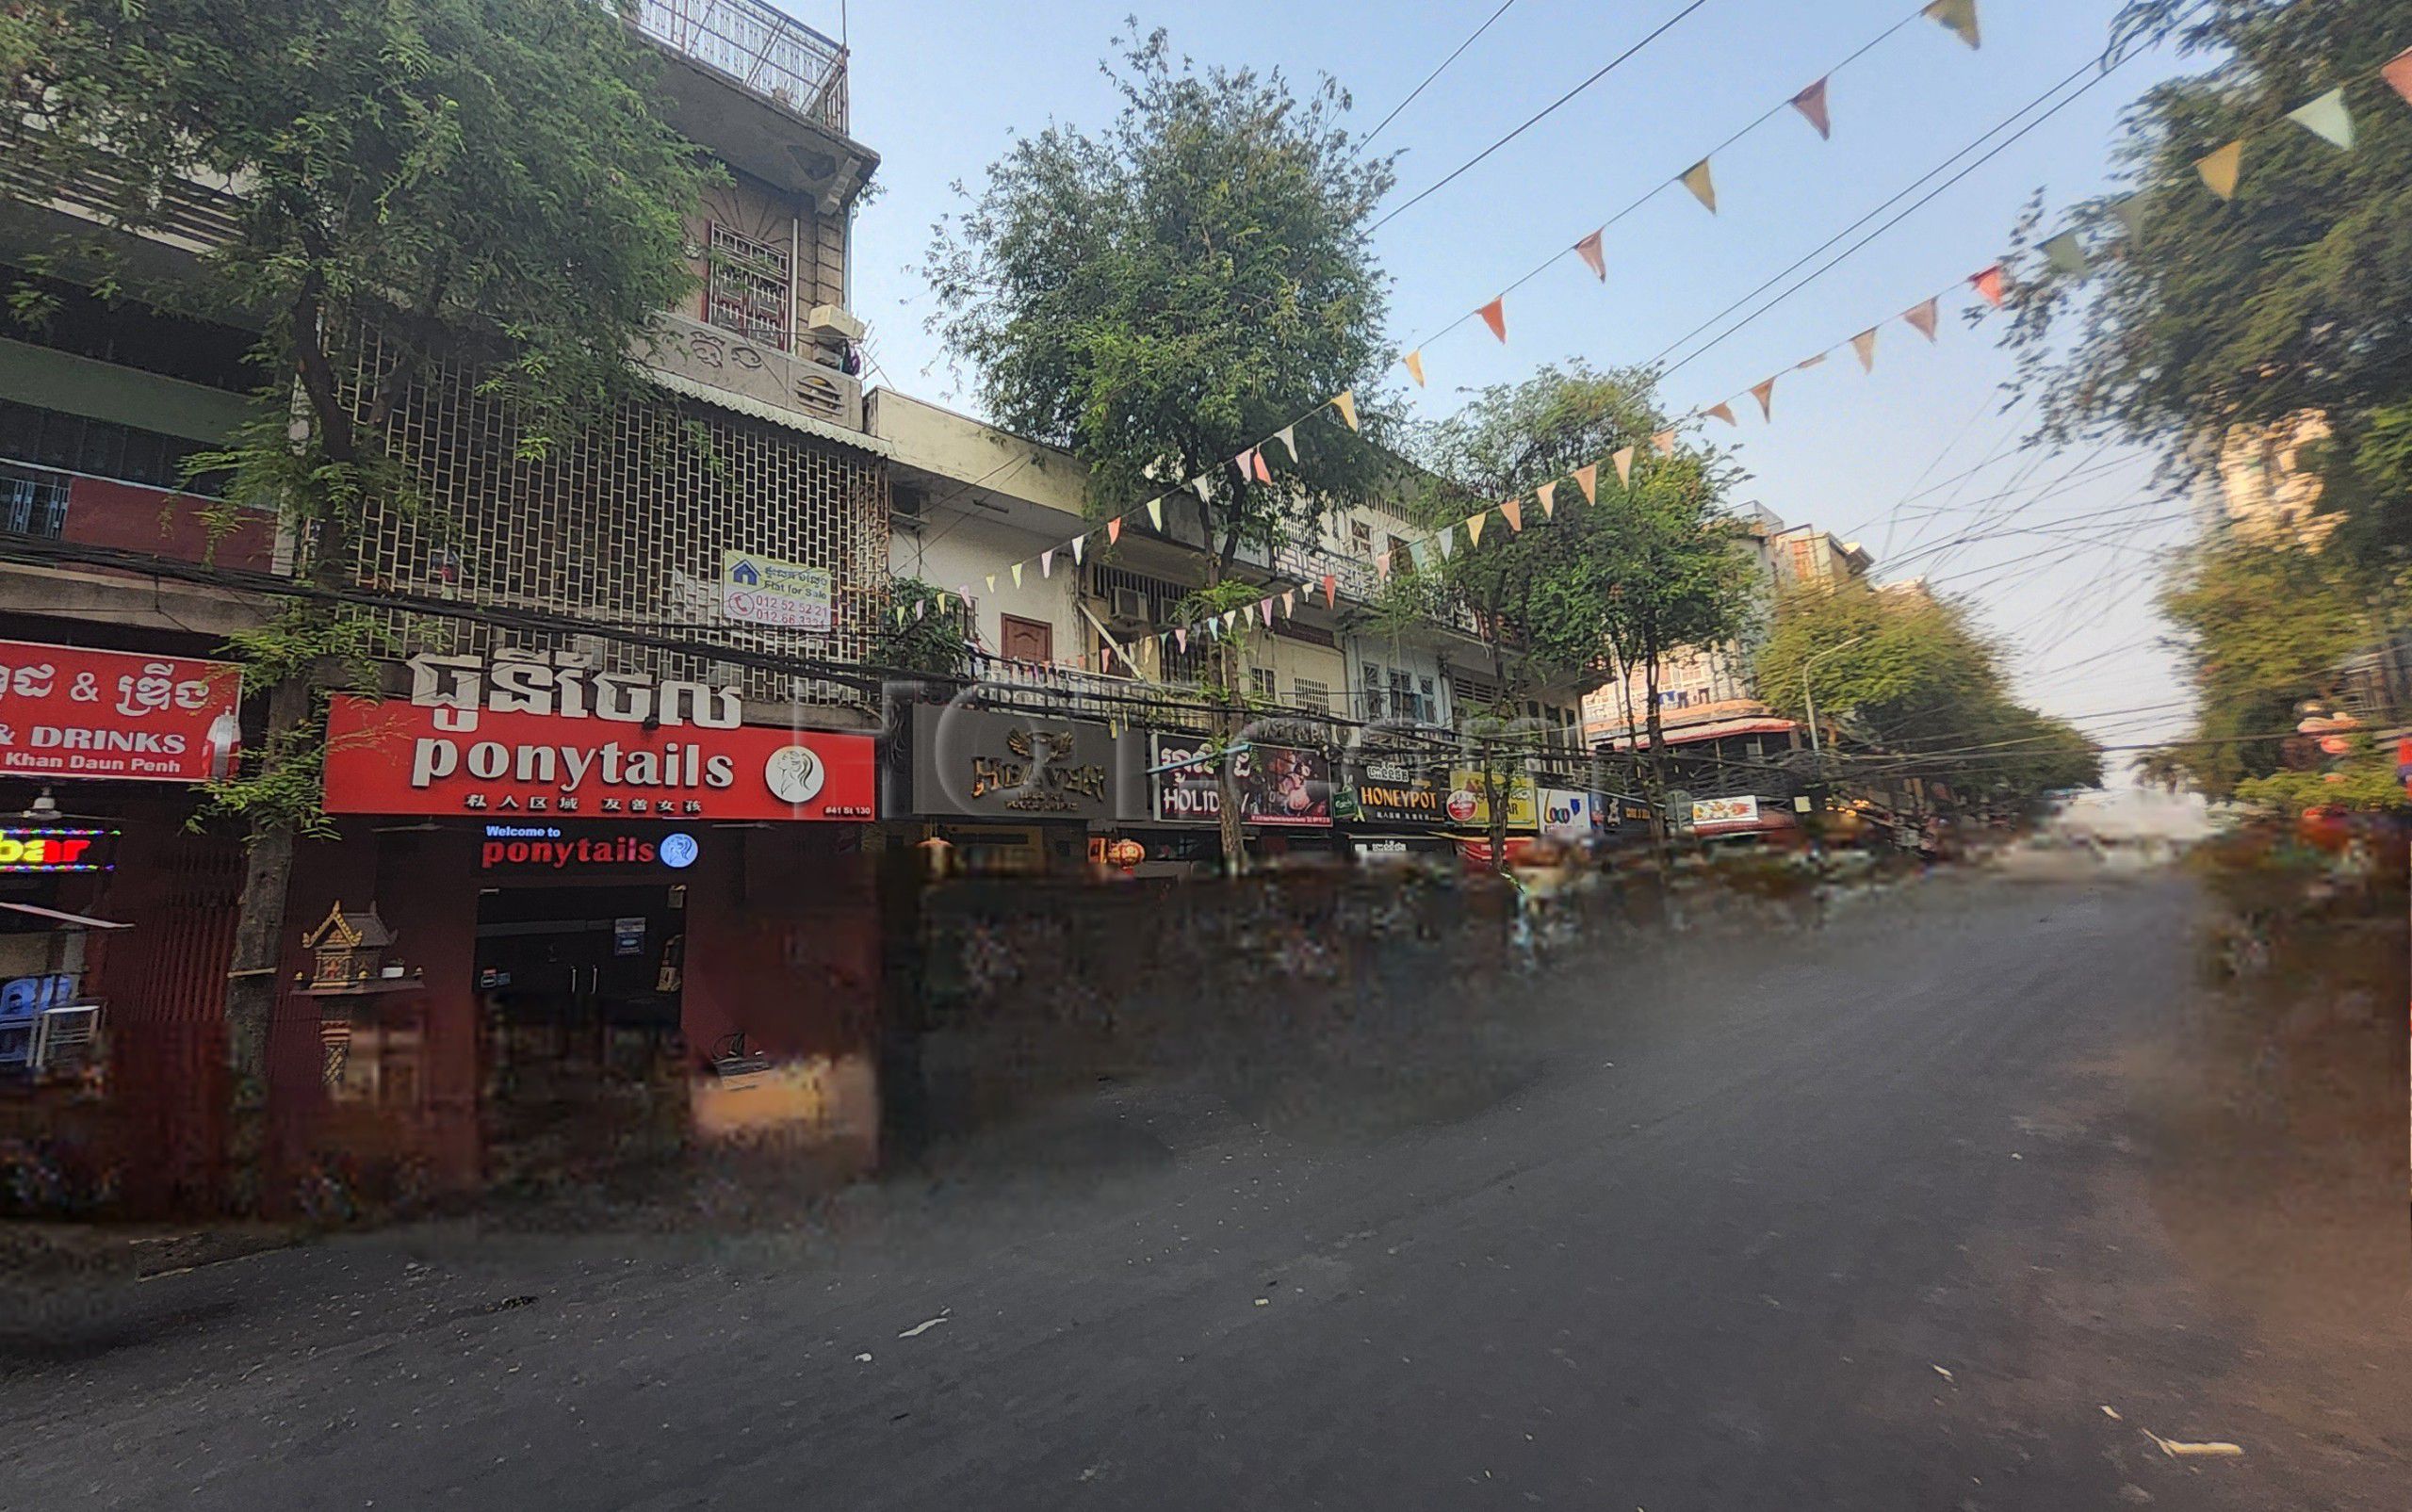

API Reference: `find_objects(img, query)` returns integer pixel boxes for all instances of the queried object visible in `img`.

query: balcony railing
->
[624,0,849,134]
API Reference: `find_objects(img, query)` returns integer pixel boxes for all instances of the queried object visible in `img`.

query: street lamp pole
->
[1802,634,1867,759]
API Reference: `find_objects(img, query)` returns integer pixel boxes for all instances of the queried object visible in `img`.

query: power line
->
[1368,0,1715,235]
[1361,0,1524,148]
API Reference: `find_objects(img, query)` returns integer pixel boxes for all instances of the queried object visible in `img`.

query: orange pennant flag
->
[1851,327,1878,371]
[1791,77,1832,139]
[1571,463,1597,506]
[1904,298,1940,341]
[1750,377,1775,420]
[1253,447,1273,484]
[1969,264,2005,308]
[2194,139,2243,200]
[1403,350,1426,386]
[1376,547,1393,581]
[1652,431,1676,456]
[1107,517,1122,545]
[2384,47,2412,106]
[1502,496,1524,532]
[1331,389,1359,432]
[1477,297,1508,343]
[1322,574,1337,610]
[1574,228,1606,281]
[1679,158,1717,214]
[1705,401,1737,427]
[1612,446,1634,488]
[1796,352,1827,371]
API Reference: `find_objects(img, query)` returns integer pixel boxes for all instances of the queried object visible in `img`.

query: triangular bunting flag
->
[1679,158,1717,213]
[1011,562,1023,588]
[1376,547,1393,581]
[2042,230,2089,279]
[1705,401,1737,427]
[1797,352,1827,371]
[1321,573,1337,609]
[1147,496,1164,530]
[1904,298,1940,341]
[1502,496,1524,532]
[1273,425,1297,464]
[1851,328,1878,372]
[1281,589,1296,616]
[1790,77,1832,139]
[1970,263,2005,308]
[1190,476,1213,504]
[1252,448,1273,484]
[1436,527,1456,561]
[1536,480,1556,517]
[1068,534,1084,565]
[1332,389,1360,432]
[1750,378,1775,420]
[1108,516,1123,545]
[1611,447,1634,488]
[1174,627,1187,653]
[1923,0,1980,50]
[986,575,997,594]
[1403,350,1426,386]
[2385,48,2412,107]
[1259,598,1274,626]
[2109,194,2147,241]
[1574,228,1605,280]
[913,599,926,621]
[1652,431,1676,456]
[935,593,949,611]
[1040,547,1055,577]
[1233,449,1254,481]
[1477,297,1508,343]
[2285,88,2354,151]
[1410,538,1434,571]
[1466,511,1487,547]
[2195,139,2243,200]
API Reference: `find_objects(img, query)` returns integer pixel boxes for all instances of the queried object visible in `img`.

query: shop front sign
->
[1350,756,1450,824]
[908,707,1127,821]
[478,823,703,871]
[1690,795,1762,831]
[323,655,872,821]
[0,826,116,872]
[1152,736,1331,827]
[0,640,241,783]
[1443,769,1538,829]
[1540,789,1604,838]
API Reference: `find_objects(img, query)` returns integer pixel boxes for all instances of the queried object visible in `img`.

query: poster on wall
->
[718,550,833,631]
[1690,795,1761,831]
[1350,757,1450,824]
[0,640,242,783]
[1152,736,1331,826]
[1443,770,1538,829]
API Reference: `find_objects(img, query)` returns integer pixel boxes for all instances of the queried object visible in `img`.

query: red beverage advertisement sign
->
[321,695,874,821]
[0,639,243,783]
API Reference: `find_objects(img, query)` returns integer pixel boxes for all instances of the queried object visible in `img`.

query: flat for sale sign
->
[719,550,833,631]
[0,640,243,782]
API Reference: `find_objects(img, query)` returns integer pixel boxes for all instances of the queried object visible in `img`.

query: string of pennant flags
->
[896,0,1997,661]
[895,24,2411,675]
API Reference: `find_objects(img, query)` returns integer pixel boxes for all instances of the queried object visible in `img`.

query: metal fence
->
[624,0,849,133]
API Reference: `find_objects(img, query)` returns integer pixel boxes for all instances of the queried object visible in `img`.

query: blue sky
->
[807,0,2205,769]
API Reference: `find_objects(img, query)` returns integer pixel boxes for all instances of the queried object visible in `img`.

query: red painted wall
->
[65,476,277,572]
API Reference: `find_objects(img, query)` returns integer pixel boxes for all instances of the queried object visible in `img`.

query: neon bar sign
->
[0,827,116,872]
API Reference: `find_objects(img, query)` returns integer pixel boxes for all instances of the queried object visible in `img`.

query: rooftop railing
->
[624,0,849,133]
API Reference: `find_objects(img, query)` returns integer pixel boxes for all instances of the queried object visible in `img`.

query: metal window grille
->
[707,223,792,351]
[1293,677,1329,711]
[0,462,71,540]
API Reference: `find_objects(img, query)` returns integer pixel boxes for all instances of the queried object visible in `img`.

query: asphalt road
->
[5,868,2406,1509]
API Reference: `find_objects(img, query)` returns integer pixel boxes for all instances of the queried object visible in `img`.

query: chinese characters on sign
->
[0,640,242,783]
[719,550,833,631]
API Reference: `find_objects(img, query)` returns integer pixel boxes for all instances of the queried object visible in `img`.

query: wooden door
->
[1000,613,1052,663]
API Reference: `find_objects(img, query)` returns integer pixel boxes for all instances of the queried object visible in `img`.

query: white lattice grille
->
[350,351,888,710]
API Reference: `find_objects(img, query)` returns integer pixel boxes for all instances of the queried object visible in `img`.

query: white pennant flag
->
[1273,426,1298,464]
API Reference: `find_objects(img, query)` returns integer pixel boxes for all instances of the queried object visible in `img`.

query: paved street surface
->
[5,869,2406,1509]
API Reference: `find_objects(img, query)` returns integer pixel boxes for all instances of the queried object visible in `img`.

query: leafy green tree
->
[2147,537,2382,797]
[2,0,713,1210]
[923,25,1396,570]
[1754,583,2103,805]
[925,25,1395,870]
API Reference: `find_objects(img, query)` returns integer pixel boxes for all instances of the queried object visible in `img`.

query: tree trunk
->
[1213,636,1247,875]
[1483,739,1508,875]
[1640,648,1674,873]
[220,670,311,1215]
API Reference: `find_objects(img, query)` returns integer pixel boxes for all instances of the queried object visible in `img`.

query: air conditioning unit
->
[805,304,866,343]
[30,1002,100,1074]
[1108,586,1148,626]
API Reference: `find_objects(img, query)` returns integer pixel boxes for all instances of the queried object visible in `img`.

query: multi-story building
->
[0,0,889,1211]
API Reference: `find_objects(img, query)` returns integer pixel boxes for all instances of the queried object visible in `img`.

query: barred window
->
[1293,677,1329,711]
[707,224,792,350]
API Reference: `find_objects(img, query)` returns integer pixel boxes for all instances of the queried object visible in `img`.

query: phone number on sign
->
[722,591,831,630]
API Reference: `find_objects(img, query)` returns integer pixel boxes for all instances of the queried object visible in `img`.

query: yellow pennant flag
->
[1331,389,1360,431]
[1502,496,1524,532]
[1533,481,1555,519]
[1571,463,1596,506]
[1403,350,1426,386]
[1612,447,1635,488]
[1147,496,1164,530]
[1679,158,1717,214]
[1466,510,1488,546]
[1923,0,1980,50]
[1011,562,1023,589]
[2195,139,2243,200]
[986,575,997,594]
